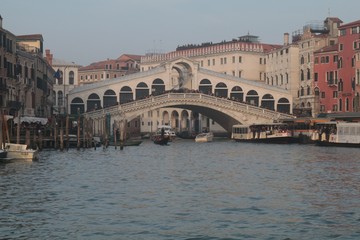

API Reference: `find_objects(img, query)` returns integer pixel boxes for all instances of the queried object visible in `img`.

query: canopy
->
[14,116,48,125]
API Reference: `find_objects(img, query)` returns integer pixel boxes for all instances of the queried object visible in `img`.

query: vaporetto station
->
[67,57,294,136]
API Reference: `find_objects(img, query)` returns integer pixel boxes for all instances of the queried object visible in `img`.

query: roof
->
[117,54,143,61]
[339,20,360,29]
[17,34,44,41]
[314,44,338,54]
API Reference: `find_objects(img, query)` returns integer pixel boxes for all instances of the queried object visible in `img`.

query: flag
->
[54,69,61,79]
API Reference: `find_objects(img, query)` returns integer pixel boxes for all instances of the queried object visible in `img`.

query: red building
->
[314,44,339,113]
[337,20,360,112]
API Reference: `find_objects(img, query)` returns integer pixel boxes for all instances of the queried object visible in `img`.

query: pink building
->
[314,45,339,113]
[337,20,360,112]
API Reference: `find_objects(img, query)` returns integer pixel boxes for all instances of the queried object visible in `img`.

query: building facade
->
[78,54,142,85]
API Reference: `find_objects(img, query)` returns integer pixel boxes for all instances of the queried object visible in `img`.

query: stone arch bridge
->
[68,57,295,134]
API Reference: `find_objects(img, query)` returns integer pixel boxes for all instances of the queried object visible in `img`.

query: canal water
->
[1,139,360,240]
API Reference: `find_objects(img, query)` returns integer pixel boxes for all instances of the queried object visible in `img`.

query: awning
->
[14,116,48,125]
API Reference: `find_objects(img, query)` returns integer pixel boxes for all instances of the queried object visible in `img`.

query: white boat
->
[313,121,360,147]
[4,143,39,160]
[195,132,214,142]
[232,123,298,144]
[156,125,176,139]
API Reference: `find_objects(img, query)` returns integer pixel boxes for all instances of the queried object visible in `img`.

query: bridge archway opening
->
[277,98,291,113]
[246,90,259,106]
[103,89,117,108]
[70,97,84,114]
[152,78,165,96]
[87,93,101,112]
[136,82,149,100]
[120,86,133,104]
[171,110,179,129]
[215,82,228,98]
[171,61,193,89]
[261,94,275,110]
[199,79,213,94]
[230,86,244,101]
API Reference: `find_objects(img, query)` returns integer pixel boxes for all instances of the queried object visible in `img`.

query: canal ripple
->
[1,139,360,239]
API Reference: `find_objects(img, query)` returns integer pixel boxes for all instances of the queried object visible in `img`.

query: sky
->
[1,0,360,66]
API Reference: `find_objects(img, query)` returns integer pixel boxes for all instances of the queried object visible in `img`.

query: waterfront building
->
[291,17,341,117]
[337,20,360,112]
[78,54,142,85]
[355,35,360,111]
[314,44,339,113]
[16,34,55,117]
[45,49,80,115]
[265,33,300,103]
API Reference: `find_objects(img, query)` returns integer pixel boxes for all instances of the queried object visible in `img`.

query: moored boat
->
[4,143,39,160]
[152,134,170,145]
[232,123,298,144]
[195,132,214,142]
[313,121,360,147]
[0,149,7,159]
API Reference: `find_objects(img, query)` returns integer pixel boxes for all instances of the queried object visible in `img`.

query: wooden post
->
[83,117,86,149]
[54,117,58,149]
[39,129,43,150]
[16,114,20,144]
[60,118,64,151]
[77,116,81,150]
[66,114,69,150]
[114,123,117,150]
[25,127,30,147]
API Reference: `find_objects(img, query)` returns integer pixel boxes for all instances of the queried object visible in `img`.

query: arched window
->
[58,91,63,106]
[301,56,304,64]
[307,86,311,95]
[69,71,75,85]
[301,70,304,81]
[301,87,304,96]
[307,68,311,80]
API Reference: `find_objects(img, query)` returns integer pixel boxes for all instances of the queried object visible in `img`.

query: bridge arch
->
[215,82,228,98]
[261,94,275,110]
[87,93,101,112]
[199,79,212,94]
[119,86,133,104]
[70,97,85,114]
[277,98,291,113]
[136,82,149,100]
[103,89,117,108]
[151,78,165,96]
[246,90,259,106]
[230,86,244,101]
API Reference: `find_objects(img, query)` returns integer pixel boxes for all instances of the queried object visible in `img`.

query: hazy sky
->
[1,0,360,66]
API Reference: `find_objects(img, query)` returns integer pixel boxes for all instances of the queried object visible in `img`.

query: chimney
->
[0,15,3,29]
[45,49,53,66]
[284,33,289,45]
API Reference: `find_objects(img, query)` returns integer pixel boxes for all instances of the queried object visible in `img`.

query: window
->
[321,92,325,98]
[333,91,338,98]
[69,71,74,84]
[339,44,344,51]
[208,59,210,66]
[315,57,319,64]
[239,56,242,63]
[307,86,311,95]
[232,56,235,63]
[301,70,304,81]
[224,57,227,64]
[212,59,215,65]
[314,72,318,81]
[301,56,304,64]
[351,27,358,34]
[339,29,346,36]
[307,69,311,80]
[333,55,338,62]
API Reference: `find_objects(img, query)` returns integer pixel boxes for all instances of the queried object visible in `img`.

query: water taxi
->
[195,132,214,142]
[313,121,360,147]
[4,143,39,160]
[232,123,297,144]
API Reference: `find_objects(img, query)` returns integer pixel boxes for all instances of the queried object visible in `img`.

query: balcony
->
[327,78,338,86]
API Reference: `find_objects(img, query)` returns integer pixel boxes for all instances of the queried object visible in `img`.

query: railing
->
[85,93,294,120]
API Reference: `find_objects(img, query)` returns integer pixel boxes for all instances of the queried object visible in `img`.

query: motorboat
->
[232,123,298,144]
[4,143,39,160]
[195,132,214,142]
[156,125,176,140]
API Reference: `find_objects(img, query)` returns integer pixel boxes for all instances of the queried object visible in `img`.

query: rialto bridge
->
[67,57,295,135]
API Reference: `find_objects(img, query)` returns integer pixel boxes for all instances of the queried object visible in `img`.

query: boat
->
[0,149,7,159]
[176,131,197,139]
[156,125,176,140]
[4,143,39,160]
[195,132,214,142]
[313,121,360,147]
[231,123,298,144]
[152,134,170,145]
